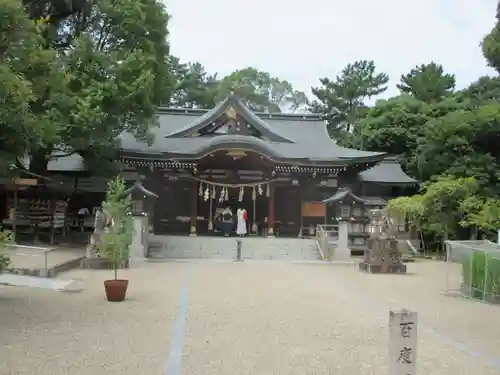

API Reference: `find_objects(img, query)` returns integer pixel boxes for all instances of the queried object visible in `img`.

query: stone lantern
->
[123,180,158,264]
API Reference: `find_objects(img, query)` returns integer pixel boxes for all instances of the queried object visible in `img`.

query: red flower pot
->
[104,279,129,302]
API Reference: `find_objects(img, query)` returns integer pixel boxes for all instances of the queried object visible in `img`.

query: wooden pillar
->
[190,180,198,236]
[268,184,275,236]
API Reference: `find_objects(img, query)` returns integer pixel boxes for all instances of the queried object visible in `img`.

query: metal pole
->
[483,251,488,302]
[469,248,474,298]
[43,249,49,277]
[235,239,242,262]
[12,187,18,242]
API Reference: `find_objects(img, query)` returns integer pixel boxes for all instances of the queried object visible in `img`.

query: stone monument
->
[359,208,406,274]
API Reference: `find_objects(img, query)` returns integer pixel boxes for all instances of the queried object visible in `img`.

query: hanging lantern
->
[257,184,263,196]
[266,183,270,197]
[252,186,256,201]
[204,186,209,201]
[198,182,203,196]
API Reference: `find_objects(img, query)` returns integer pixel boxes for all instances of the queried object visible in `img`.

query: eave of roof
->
[359,159,417,185]
[322,188,387,206]
[124,180,158,198]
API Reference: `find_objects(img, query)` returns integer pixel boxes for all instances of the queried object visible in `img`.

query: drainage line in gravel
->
[164,268,191,375]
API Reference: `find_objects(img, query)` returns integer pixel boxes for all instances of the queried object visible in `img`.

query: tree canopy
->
[0,0,173,175]
[396,62,456,103]
[310,60,389,137]
[168,64,308,113]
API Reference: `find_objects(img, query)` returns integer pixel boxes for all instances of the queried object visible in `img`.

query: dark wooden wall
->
[148,172,193,234]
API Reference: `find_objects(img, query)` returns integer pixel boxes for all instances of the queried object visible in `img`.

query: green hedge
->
[462,252,500,299]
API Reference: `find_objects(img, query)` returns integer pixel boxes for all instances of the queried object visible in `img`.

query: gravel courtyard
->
[1,261,500,375]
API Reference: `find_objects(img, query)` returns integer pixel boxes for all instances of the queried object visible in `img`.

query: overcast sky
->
[165,0,498,99]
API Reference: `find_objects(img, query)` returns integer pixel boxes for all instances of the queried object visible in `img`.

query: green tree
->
[0,0,62,175]
[397,62,455,102]
[15,0,173,174]
[22,0,90,23]
[390,176,480,249]
[416,104,500,189]
[455,76,500,108]
[345,95,465,179]
[310,60,389,137]
[216,67,308,112]
[0,227,12,272]
[169,57,219,109]
[346,96,428,167]
[482,1,500,72]
[461,198,500,236]
[100,177,133,279]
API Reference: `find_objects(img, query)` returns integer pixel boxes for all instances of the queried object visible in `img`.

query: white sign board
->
[389,309,417,375]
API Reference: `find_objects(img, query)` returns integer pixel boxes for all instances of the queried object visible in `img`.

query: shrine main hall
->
[43,94,416,242]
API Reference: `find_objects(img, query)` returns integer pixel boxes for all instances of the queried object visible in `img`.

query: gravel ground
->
[1,260,500,375]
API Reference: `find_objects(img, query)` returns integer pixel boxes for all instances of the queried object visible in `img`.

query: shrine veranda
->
[0,95,417,250]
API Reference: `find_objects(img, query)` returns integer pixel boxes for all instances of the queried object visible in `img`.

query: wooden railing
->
[315,224,339,260]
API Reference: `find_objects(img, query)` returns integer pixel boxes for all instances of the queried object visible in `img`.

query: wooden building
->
[29,94,417,240]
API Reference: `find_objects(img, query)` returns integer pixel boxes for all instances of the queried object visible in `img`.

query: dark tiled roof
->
[165,94,295,143]
[117,96,386,164]
[359,159,417,185]
[359,196,388,206]
[322,188,387,206]
[43,97,415,185]
[124,181,158,198]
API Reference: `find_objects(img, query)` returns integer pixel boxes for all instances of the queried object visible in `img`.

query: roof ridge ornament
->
[225,106,237,120]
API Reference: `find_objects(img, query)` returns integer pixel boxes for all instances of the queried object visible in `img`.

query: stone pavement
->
[1,261,500,375]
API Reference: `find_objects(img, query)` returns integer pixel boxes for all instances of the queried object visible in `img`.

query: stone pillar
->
[335,219,351,261]
[267,184,275,237]
[190,181,197,236]
[129,216,147,266]
[359,208,407,274]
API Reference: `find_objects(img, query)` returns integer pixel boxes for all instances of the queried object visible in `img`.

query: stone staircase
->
[148,236,321,261]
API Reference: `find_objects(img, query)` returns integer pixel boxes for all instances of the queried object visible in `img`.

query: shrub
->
[0,227,12,272]
[462,251,500,298]
[98,177,133,280]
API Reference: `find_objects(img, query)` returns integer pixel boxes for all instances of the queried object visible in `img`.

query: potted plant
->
[100,177,134,302]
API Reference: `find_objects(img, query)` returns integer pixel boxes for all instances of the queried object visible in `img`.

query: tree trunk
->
[470,226,478,240]
[442,223,448,260]
[29,147,52,175]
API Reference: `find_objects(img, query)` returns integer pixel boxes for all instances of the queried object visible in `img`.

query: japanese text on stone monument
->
[389,310,417,375]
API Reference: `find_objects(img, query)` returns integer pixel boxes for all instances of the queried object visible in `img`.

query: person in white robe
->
[236,207,247,236]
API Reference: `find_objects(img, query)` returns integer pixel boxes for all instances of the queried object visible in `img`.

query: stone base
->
[81,258,130,270]
[359,262,407,274]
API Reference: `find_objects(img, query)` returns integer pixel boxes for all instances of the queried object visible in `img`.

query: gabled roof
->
[359,158,417,185]
[322,188,387,206]
[35,97,419,184]
[115,96,386,165]
[124,180,158,198]
[164,94,295,143]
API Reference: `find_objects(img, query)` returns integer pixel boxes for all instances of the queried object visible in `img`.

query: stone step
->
[148,235,320,261]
